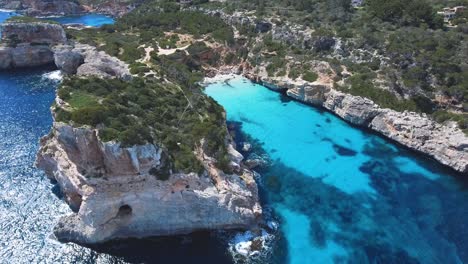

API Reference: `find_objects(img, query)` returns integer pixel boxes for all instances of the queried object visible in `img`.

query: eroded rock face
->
[0,44,54,69]
[36,123,261,244]
[0,22,66,70]
[370,110,468,173]
[53,44,131,79]
[53,46,84,74]
[1,22,67,45]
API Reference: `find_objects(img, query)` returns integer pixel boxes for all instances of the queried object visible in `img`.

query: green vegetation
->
[302,71,318,82]
[200,0,466,131]
[56,76,231,174]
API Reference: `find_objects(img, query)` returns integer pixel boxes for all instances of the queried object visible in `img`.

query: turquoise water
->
[205,76,468,264]
[44,14,114,26]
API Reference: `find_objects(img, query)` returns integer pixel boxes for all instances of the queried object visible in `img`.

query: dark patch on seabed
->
[332,144,357,156]
[233,120,468,263]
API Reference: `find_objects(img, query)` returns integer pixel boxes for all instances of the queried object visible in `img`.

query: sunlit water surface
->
[205,76,468,264]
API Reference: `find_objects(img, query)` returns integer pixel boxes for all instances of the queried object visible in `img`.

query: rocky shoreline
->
[242,72,468,175]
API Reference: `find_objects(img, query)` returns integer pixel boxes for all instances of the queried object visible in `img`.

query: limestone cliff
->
[36,121,261,244]
[0,22,65,70]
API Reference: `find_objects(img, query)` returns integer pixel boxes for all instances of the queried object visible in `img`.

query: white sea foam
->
[228,226,276,263]
[42,70,63,82]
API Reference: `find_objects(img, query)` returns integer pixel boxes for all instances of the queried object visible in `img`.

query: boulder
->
[53,47,84,74]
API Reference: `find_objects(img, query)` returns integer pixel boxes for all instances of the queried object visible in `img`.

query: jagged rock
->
[287,84,330,106]
[0,22,66,70]
[73,44,131,80]
[323,90,381,126]
[1,22,67,45]
[36,122,262,244]
[0,47,12,69]
[53,46,84,74]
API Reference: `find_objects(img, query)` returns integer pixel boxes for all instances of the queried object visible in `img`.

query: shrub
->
[71,106,106,126]
[302,71,318,82]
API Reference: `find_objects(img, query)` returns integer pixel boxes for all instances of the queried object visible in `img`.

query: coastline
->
[204,73,468,176]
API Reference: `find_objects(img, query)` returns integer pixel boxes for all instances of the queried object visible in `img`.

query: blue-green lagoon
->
[205,75,468,264]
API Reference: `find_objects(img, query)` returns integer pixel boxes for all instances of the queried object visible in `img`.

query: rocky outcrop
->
[0,22,66,70]
[36,121,261,244]
[53,43,131,79]
[0,44,54,68]
[0,22,130,77]
[1,22,67,44]
[53,47,84,74]
[243,63,468,175]
[370,111,468,173]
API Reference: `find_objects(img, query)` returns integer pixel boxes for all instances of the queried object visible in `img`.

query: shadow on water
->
[84,232,233,264]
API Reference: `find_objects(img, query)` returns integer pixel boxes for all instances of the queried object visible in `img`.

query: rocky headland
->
[36,121,261,243]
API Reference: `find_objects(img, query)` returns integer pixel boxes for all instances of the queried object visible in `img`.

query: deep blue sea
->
[1,10,468,264]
